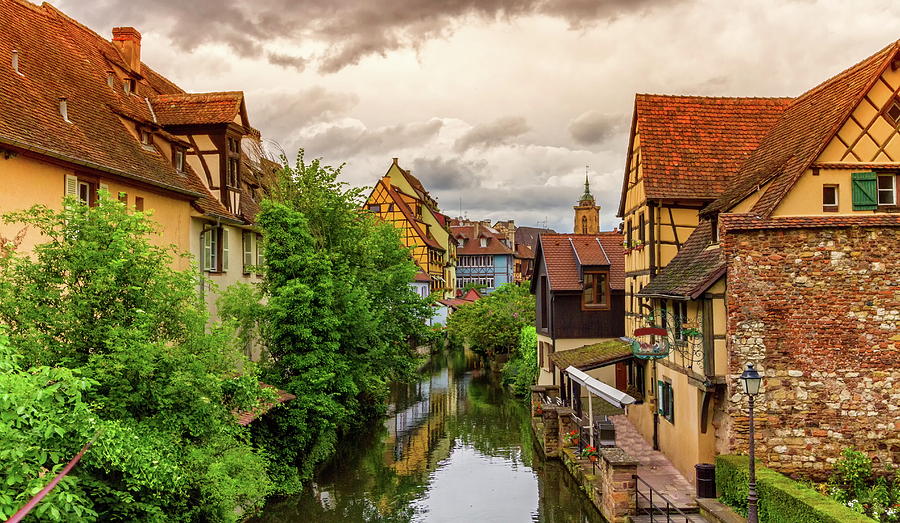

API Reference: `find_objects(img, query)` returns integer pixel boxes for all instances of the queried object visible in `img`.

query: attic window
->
[885,97,900,127]
[479,238,488,248]
[139,129,152,146]
[123,78,135,95]
[174,148,185,172]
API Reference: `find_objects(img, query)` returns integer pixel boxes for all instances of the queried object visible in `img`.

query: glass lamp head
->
[739,363,762,396]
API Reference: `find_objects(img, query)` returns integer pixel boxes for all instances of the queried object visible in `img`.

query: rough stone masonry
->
[723,225,899,480]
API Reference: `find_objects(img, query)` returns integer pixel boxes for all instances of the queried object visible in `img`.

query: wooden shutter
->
[202,230,212,271]
[65,174,78,197]
[221,228,229,272]
[256,234,264,266]
[242,231,253,274]
[851,172,878,210]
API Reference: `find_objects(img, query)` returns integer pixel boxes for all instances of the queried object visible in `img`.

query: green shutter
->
[851,172,878,210]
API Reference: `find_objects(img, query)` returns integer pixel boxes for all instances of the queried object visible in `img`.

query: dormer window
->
[582,271,609,310]
[174,147,185,172]
[479,238,488,248]
[139,129,152,147]
[123,78,135,95]
[225,136,241,188]
[457,237,466,247]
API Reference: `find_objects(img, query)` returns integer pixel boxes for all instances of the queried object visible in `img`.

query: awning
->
[564,366,637,409]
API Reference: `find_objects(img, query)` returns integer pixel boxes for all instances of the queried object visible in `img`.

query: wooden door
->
[615,362,627,392]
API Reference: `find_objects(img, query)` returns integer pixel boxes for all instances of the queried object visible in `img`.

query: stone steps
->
[629,513,710,523]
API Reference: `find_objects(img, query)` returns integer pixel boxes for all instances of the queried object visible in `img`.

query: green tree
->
[501,325,538,396]
[0,196,273,521]
[247,151,432,491]
[446,283,535,357]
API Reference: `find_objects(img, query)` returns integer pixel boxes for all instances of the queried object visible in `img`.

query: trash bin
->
[695,463,716,498]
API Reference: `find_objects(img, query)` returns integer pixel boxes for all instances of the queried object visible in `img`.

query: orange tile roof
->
[0,0,251,223]
[151,92,245,127]
[705,41,900,217]
[537,232,624,292]
[639,220,724,299]
[235,384,296,426]
[451,224,514,255]
[720,213,900,231]
[379,179,443,251]
[618,95,791,215]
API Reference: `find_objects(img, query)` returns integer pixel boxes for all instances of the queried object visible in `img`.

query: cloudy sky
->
[57,0,900,232]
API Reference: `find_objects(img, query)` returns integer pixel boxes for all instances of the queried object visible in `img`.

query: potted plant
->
[683,327,702,338]
[581,445,599,462]
[564,430,580,446]
[533,402,543,416]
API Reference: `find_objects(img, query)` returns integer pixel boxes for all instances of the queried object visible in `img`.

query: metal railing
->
[633,474,695,522]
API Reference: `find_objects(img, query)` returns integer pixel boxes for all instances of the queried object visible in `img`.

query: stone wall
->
[723,225,900,479]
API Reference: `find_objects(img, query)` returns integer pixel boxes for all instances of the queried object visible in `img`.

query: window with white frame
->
[877,174,896,205]
[201,227,229,273]
[458,276,495,288]
[242,231,253,274]
[479,237,488,248]
[823,185,839,212]
[459,255,492,267]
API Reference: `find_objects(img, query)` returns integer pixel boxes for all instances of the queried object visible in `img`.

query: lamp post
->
[739,363,763,523]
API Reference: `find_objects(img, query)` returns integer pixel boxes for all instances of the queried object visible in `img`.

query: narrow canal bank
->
[251,349,607,522]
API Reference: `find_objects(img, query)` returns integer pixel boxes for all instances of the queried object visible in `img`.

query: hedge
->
[716,455,873,523]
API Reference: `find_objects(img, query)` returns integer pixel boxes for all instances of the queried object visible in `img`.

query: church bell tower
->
[573,174,600,234]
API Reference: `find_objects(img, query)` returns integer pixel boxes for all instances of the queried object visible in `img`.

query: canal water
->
[254,349,606,522]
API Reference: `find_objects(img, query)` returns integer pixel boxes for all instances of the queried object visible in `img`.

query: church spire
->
[580,171,594,203]
[574,167,600,234]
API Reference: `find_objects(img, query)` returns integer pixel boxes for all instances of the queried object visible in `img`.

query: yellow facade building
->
[621,41,900,480]
[365,158,457,297]
[0,0,267,350]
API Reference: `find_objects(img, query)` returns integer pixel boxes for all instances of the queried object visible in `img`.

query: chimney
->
[392,157,398,165]
[112,27,141,74]
[59,97,71,123]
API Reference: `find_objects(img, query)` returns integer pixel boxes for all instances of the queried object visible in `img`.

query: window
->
[710,216,719,242]
[877,174,896,205]
[457,237,465,247]
[459,255,492,267]
[823,185,839,212]
[225,136,241,189]
[639,212,645,243]
[135,196,144,212]
[581,215,588,234]
[479,237,488,248]
[174,148,185,172]
[227,158,239,187]
[673,301,688,341]
[140,129,151,146]
[202,228,219,272]
[123,78,135,95]
[457,277,495,288]
[368,204,381,212]
[255,233,264,266]
[118,191,127,204]
[626,219,632,246]
[884,96,900,127]
[242,231,253,274]
[65,174,98,205]
[540,275,548,329]
[658,380,674,423]
[582,271,609,310]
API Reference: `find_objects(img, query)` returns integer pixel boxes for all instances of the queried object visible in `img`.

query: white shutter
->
[202,230,212,272]
[65,174,78,197]
[256,234,264,266]
[242,231,253,273]
[221,228,229,272]
[99,183,109,199]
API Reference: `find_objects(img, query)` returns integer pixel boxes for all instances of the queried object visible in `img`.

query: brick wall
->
[723,225,900,479]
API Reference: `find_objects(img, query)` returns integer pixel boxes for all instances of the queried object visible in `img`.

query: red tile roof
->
[151,92,245,127]
[451,224,514,255]
[639,220,724,299]
[618,95,791,215]
[234,384,296,426]
[414,270,431,282]
[0,0,252,223]
[536,232,624,291]
[720,213,900,231]
[705,41,900,218]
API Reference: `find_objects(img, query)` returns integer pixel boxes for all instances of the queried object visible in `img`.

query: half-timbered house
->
[450,220,514,293]
[623,41,900,481]
[365,158,457,297]
[0,0,267,341]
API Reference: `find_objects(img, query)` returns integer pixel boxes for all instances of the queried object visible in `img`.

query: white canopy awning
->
[565,366,637,409]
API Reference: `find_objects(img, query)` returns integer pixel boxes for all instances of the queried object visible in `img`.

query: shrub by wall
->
[716,455,872,523]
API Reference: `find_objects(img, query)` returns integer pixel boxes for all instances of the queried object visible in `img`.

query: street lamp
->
[739,362,763,523]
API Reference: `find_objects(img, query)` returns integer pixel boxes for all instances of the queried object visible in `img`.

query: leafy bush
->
[446,283,534,357]
[827,448,900,522]
[245,152,431,492]
[0,196,273,521]
[716,454,872,522]
[501,325,538,396]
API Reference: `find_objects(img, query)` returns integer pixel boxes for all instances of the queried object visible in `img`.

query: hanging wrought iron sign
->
[631,327,670,359]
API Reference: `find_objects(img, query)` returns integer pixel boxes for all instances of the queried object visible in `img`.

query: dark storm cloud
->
[300,119,445,159]
[411,157,487,191]
[454,117,530,152]
[251,87,359,139]
[567,111,625,145]
[59,0,685,72]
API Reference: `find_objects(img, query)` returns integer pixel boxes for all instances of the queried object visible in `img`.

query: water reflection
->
[253,349,606,522]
